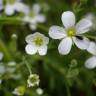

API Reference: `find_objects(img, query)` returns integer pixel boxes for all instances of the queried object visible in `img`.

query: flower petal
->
[49,26,66,39]
[29,24,37,30]
[87,42,96,55]
[76,19,92,34]
[25,32,41,44]
[5,4,15,15]
[61,11,75,28]
[73,37,90,50]
[35,14,46,23]
[58,37,72,55]
[43,37,49,45]
[15,2,29,14]
[32,4,41,14]
[38,45,47,55]
[25,44,37,55]
[85,56,96,69]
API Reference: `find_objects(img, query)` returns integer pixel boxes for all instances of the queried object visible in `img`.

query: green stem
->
[0,39,12,61]
[0,17,21,25]
[0,17,48,31]
[23,58,32,75]
[38,24,48,32]
[0,17,21,21]
[84,35,96,40]
[65,82,71,96]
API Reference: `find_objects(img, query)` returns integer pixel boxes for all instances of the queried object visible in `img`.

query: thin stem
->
[0,17,49,31]
[0,39,12,61]
[23,57,32,75]
[84,35,96,40]
[0,17,21,21]
[65,82,71,96]
[38,24,48,32]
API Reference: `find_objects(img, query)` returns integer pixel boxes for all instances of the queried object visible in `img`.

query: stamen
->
[34,37,43,46]
[67,27,76,37]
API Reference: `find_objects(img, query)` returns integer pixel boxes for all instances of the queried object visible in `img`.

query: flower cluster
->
[25,11,96,69]
[0,0,46,30]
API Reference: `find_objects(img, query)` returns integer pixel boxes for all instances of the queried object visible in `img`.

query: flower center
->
[29,12,35,17]
[34,37,43,46]
[30,75,39,83]
[8,0,16,4]
[67,27,76,37]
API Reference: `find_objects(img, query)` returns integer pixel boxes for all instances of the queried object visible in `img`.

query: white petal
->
[49,26,66,39]
[43,37,49,45]
[87,42,96,55]
[73,37,90,50]
[25,33,38,44]
[25,32,48,44]
[85,56,96,69]
[29,24,37,30]
[38,45,47,55]
[58,37,72,55]
[32,4,41,14]
[15,2,29,14]
[61,11,75,28]
[35,14,46,23]
[76,19,92,34]
[25,44,37,55]
[30,17,37,24]
[5,4,15,15]
[22,16,30,22]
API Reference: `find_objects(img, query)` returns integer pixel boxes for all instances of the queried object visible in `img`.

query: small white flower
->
[25,32,49,55]
[27,74,40,87]
[12,86,25,96]
[5,0,29,15]
[23,4,46,30]
[36,88,43,95]
[85,56,96,69]
[49,11,92,55]
[87,41,96,55]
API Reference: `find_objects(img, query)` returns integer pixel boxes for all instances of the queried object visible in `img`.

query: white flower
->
[49,11,92,55]
[85,56,96,69]
[87,41,96,55]
[23,4,46,30]
[25,32,49,55]
[36,88,43,95]
[5,0,29,15]
[12,86,25,96]
[27,74,40,87]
